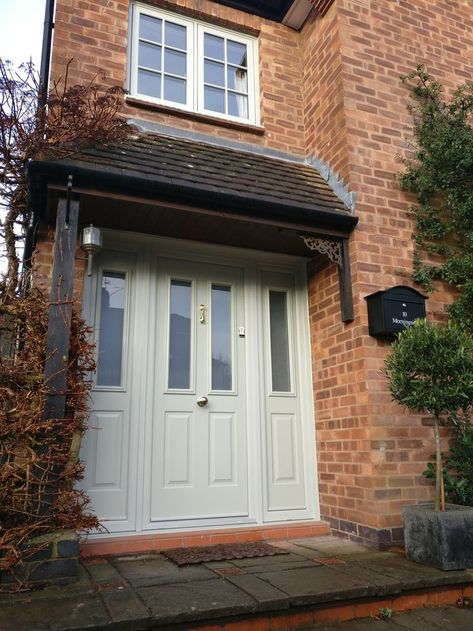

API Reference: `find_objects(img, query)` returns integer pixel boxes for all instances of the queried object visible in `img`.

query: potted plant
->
[384,319,473,570]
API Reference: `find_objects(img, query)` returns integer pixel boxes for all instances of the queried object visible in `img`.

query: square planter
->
[403,503,473,570]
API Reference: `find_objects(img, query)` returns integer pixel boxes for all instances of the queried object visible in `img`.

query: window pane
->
[139,14,162,43]
[204,86,225,113]
[228,92,248,118]
[165,21,187,50]
[168,281,192,389]
[164,76,186,104]
[211,285,232,391]
[139,42,162,71]
[97,273,126,387]
[138,69,161,98]
[164,49,187,76]
[269,291,291,392]
[204,33,224,60]
[227,66,248,92]
[204,60,225,87]
[227,40,247,66]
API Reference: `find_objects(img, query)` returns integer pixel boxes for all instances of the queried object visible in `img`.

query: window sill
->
[125,96,266,136]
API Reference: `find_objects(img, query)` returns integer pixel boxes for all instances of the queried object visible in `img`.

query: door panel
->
[150,258,248,522]
[80,254,137,529]
[262,271,307,515]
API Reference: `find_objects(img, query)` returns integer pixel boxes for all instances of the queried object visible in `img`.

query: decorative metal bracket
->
[301,234,354,323]
[301,236,342,267]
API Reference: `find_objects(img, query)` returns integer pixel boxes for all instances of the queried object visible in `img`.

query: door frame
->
[82,229,320,535]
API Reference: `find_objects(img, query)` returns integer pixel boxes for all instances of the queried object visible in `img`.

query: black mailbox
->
[365,285,427,339]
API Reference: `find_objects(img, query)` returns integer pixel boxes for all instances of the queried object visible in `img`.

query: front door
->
[150,258,248,521]
[80,236,318,535]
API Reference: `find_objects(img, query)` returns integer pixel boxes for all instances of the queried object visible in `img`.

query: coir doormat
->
[162,541,289,566]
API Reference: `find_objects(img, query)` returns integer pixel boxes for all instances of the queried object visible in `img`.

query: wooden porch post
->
[338,239,354,323]
[43,191,80,423]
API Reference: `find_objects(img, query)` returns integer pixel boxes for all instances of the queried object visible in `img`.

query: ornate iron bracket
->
[301,236,342,267]
[301,235,354,323]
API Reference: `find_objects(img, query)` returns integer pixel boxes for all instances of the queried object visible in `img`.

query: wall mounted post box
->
[365,285,427,339]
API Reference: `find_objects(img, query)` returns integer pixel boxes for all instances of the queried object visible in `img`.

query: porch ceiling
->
[29,132,357,240]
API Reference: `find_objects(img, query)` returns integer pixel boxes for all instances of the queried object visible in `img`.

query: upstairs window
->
[130,4,259,125]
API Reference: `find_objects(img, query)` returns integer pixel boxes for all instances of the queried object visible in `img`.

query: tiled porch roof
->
[30,132,357,234]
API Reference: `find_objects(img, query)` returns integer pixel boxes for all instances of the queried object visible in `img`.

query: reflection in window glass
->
[164,76,186,103]
[204,34,224,60]
[164,49,187,76]
[168,280,192,389]
[205,60,225,87]
[165,21,186,49]
[138,69,161,98]
[227,40,247,66]
[139,14,162,43]
[204,86,225,113]
[269,291,291,392]
[211,285,232,391]
[97,272,126,387]
[139,42,162,71]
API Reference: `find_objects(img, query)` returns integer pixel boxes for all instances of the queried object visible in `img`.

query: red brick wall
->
[303,0,473,545]
[45,0,473,545]
[50,0,306,155]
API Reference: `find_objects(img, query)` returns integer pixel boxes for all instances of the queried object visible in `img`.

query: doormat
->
[162,542,289,566]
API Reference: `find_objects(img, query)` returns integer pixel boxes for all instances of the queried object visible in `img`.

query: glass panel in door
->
[96,272,126,387]
[269,290,291,393]
[168,280,192,389]
[211,284,232,391]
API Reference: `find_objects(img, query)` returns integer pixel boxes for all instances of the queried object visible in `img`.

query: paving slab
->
[84,559,125,587]
[223,573,290,611]
[292,536,373,557]
[109,555,215,588]
[0,595,109,631]
[99,588,152,628]
[255,564,383,606]
[137,576,257,624]
[231,553,318,574]
[349,555,473,590]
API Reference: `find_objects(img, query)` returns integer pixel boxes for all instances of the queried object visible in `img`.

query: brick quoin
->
[45,0,473,547]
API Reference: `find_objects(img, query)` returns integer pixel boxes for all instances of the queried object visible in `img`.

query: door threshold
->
[80,520,330,557]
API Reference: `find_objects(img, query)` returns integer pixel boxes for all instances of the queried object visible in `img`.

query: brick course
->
[44,0,473,546]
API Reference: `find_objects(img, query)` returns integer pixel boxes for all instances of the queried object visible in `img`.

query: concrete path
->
[0,536,472,630]
[312,606,473,629]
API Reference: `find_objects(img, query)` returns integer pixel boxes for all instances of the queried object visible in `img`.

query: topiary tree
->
[385,319,473,511]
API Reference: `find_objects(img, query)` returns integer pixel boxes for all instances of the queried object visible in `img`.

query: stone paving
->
[312,606,473,630]
[0,536,472,630]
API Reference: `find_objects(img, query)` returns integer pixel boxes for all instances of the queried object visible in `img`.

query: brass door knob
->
[197,396,209,407]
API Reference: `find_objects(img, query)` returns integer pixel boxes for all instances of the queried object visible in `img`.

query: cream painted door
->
[149,258,249,522]
[80,252,138,532]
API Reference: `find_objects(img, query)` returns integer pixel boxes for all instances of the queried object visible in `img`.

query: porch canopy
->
[28,131,358,320]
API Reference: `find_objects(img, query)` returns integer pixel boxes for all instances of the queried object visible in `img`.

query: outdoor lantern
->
[80,224,103,276]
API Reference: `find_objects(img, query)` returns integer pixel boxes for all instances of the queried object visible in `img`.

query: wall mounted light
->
[80,224,102,276]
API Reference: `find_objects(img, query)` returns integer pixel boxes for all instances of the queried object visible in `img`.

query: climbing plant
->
[401,66,473,331]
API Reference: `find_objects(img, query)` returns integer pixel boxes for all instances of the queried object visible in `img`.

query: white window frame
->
[129,3,260,125]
